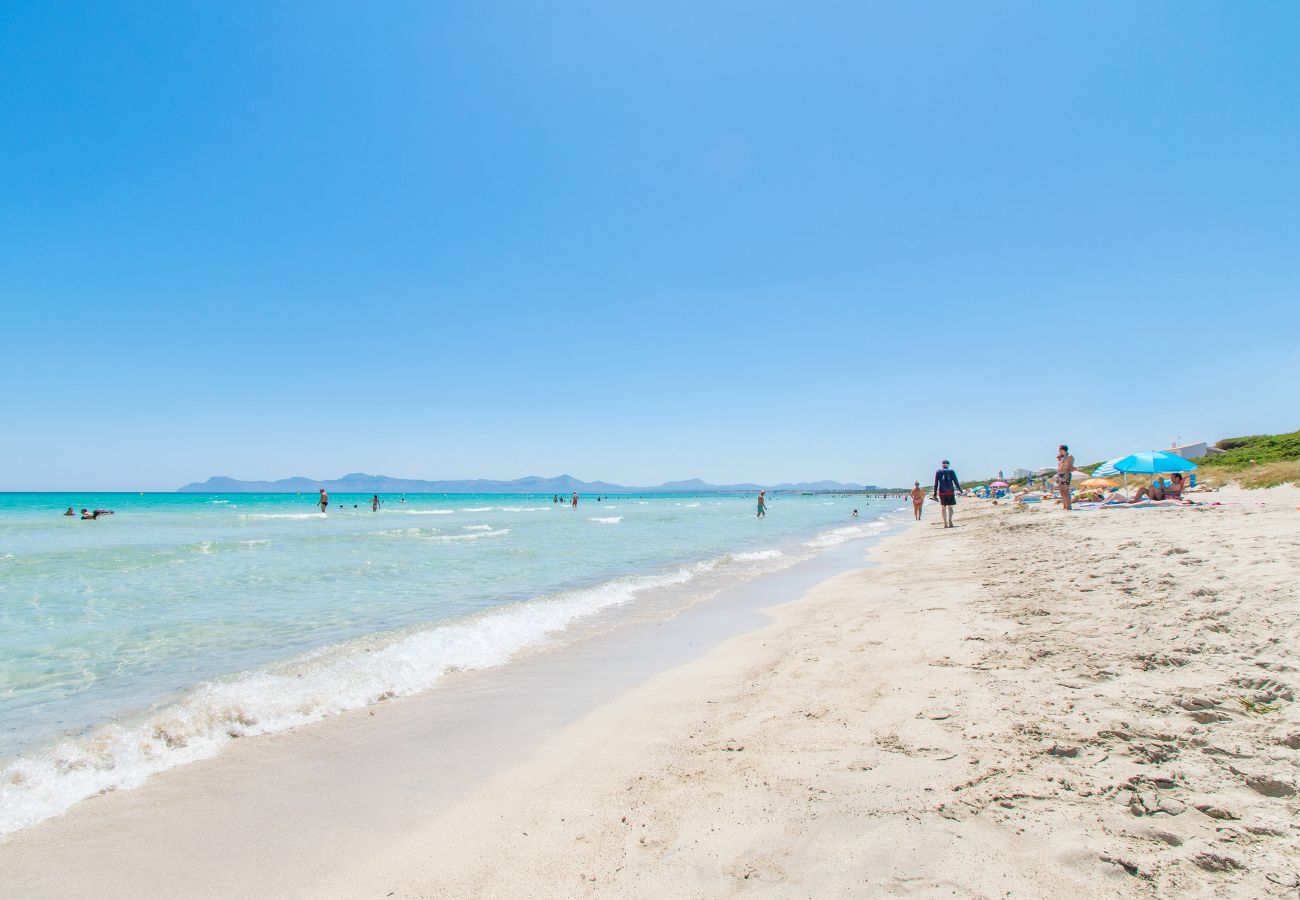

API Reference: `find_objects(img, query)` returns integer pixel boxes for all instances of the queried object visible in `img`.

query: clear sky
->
[2,2,1297,490]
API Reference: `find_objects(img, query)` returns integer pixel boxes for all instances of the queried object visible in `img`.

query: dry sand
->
[330,486,1300,898]
[3,486,1297,898]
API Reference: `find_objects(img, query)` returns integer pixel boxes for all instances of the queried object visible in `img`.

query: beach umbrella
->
[1092,457,1124,478]
[1109,450,1197,495]
[1080,477,1116,488]
[990,480,1009,487]
[1112,451,1198,474]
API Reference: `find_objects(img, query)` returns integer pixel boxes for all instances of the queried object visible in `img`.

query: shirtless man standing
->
[910,481,925,520]
[319,488,329,513]
[1056,444,1075,511]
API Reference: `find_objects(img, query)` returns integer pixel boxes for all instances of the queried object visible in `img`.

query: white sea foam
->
[589,516,622,524]
[683,502,701,508]
[802,525,873,548]
[370,527,509,542]
[370,527,426,538]
[423,528,510,542]
[501,506,548,512]
[188,540,267,554]
[401,510,454,515]
[0,560,712,837]
[729,549,784,562]
[460,507,492,512]
[239,513,326,520]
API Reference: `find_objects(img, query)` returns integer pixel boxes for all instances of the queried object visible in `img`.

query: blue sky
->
[2,2,1297,490]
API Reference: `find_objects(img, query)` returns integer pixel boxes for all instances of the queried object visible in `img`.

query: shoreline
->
[0,517,909,897]
[3,487,1296,897]
[0,499,906,837]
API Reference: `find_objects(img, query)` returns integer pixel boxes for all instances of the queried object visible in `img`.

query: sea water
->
[0,491,905,834]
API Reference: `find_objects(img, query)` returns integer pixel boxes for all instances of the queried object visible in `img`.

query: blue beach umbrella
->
[1112,451,1198,474]
[1109,450,1198,495]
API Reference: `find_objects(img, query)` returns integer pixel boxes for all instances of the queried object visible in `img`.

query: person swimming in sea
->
[851,509,859,518]
[63,507,75,516]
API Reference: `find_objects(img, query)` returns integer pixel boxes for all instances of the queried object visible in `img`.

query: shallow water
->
[0,491,904,834]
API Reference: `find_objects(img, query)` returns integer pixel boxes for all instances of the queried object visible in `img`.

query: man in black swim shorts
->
[932,459,960,528]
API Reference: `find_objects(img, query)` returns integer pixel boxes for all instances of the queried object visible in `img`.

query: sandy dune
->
[332,487,1300,898]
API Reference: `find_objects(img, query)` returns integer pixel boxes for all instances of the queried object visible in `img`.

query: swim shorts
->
[939,492,956,506]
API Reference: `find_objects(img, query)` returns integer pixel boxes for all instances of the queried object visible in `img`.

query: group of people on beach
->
[910,442,1201,526]
[912,445,1071,528]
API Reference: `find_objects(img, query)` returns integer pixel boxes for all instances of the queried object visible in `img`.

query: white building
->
[1010,468,1032,480]
[1168,441,1213,460]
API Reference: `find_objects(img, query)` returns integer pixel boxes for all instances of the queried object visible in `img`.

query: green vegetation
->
[1193,430,1300,488]
[1197,430,1300,470]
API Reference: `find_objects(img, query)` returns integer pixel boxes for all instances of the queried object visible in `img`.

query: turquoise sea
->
[0,491,905,834]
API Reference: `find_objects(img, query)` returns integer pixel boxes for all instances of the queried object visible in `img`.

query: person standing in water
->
[910,481,925,520]
[318,488,329,513]
[932,460,959,528]
[756,490,767,518]
[1056,444,1075,511]
[571,492,579,507]
[371,494,380,512]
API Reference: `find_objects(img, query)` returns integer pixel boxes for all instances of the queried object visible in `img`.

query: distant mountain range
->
[177,473,874,494]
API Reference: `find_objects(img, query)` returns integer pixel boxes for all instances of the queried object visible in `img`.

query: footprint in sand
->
[1231,676,1294,704]
[1228,767,1297,798]
[1193,852,1243,873]
[724,851,787,883]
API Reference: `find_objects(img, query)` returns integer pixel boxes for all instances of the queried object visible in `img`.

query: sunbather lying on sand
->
[1097,492,1194,508]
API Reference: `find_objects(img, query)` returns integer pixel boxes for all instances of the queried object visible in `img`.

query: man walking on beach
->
[910,481,925,520]
[1056,444,1074,511]
[932,460,959,528]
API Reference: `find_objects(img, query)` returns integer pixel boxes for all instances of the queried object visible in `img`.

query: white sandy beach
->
[2,487,1297,898]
